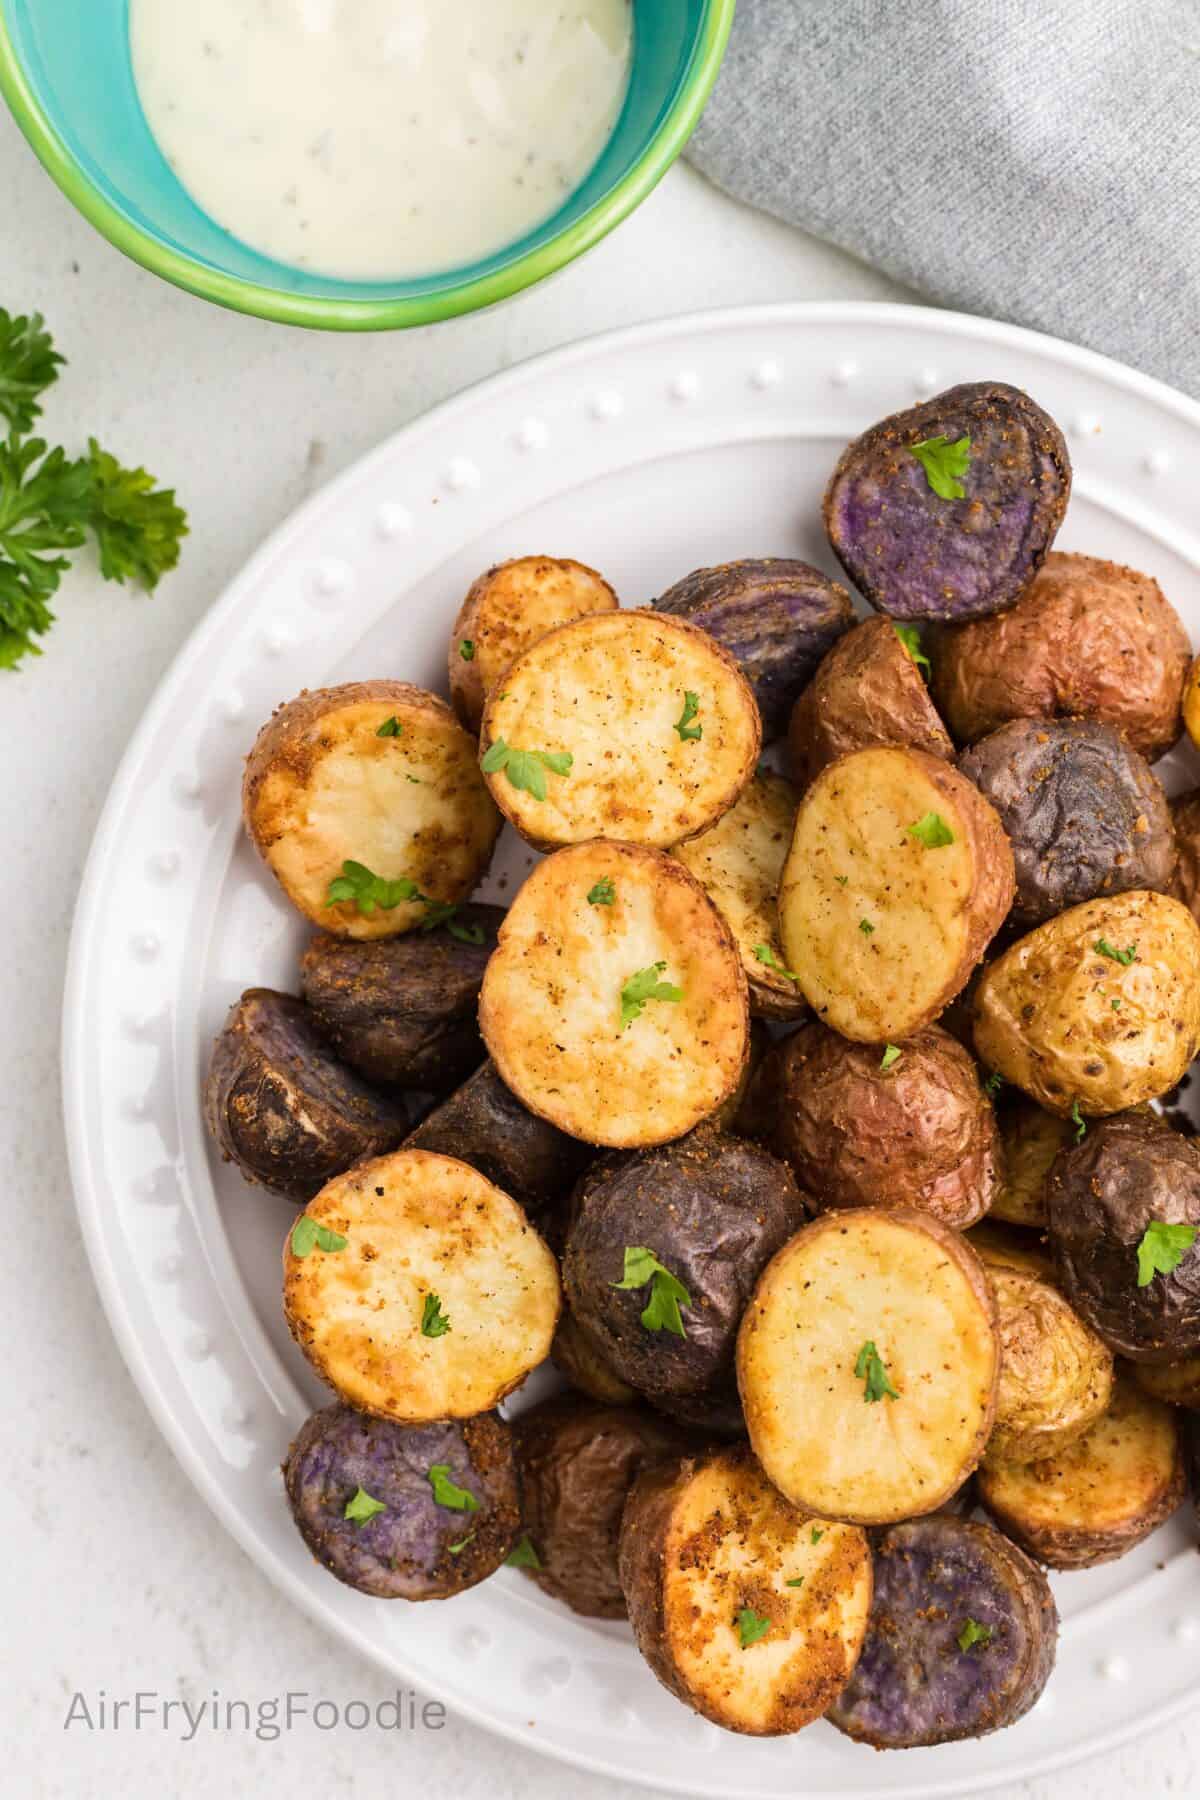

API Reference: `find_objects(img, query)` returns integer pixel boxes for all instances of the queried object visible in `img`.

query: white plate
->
[63,303,1200,1796]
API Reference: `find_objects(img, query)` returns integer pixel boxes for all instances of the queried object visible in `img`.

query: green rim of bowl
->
[0,3,736,331]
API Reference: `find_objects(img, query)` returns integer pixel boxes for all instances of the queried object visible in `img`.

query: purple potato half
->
[829,1517,1057,1748]
[284,1404,520,1600]
[824,382,1070,623]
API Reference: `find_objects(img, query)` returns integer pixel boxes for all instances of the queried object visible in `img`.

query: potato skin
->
[299,904,503,1091]
[824,381,1070,623]
[283,1404,520,1600]
[653,558,854,739]
[562,1126,809,1400]
[1169,789,1200,927]
[204,988,408,1201]
[787,616,953,788]
[513,1395,692,1618]
[990,1094,1068,1228]
[1046,1110,1200,1361]
[958,719,1175,925]
[972,891,1200,1116]
[1134,1355,1200,1409]
[984,1267,1113,1466]
[773,1022,999,1229]
[551,1308,637,1405]
[932,552,1191,761]
[1181,651,1200,755]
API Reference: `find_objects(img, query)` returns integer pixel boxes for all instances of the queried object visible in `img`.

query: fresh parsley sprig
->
[753,943,802,985]
[588,877,616,906]
[421,1292,451,1338]
[908,811,955,848]
[482,738,572,801]
[854,1340,899,1403]
[612,1246,692,1338]
[619,962,683,1030]
[1136,1221,1197,1287]
[290,1216,347,1258]
[674,690,703,742]
[343,1486,386,1525]
[0,309,62,435]
[427,1465,480,1512]
[1095,939,1138,966]
[893,622,931,677]
[909,433,971,500]
[957,1618,993,1652]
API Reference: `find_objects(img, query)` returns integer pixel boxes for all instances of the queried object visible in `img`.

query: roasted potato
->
[966,1219,1057,1286]
[824,381,1070,623]
[283,1149,560,1422]
[653,558,854,740]
[1169,789,1200,926]
[448,554,619,732]
[283,1404,520,1600]
[828,1517,1057,1747]
[990,1094,1069,1228]
[977,1375,1184,1567]
[1046,1110,1200,1361]
[204,989,407,1201]
[959,719,1174,925]
[479,841,750,1148]
[478,610,761,851]
[299,904,503,1091]
[619,1445,873,1735]
[932,552,1191,761]
[649,1378,747,1439]
[787,616,953,788]
[551,1308,637,1405]
[772,1022,999,1229]
[672,772,806,1020]
[563,1125,808,1400]
[1134,1354,1200,1409]
[738,1208,999,1525]
[513,1395,691,1618]
[984,1267,1113,1466]
[243,681,501,939]
[778,745,1014,1042]
[973,892,1200,1116]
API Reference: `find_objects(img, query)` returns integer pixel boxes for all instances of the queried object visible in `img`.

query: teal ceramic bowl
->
[0,1,734,330]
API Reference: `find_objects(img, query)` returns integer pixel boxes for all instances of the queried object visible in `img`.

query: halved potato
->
[778,745,1014,1042]
[479,841,750,1147]
[619,1446,873,1735]
[448,555,619,732]
[243,682,500,940]
[738,1208,999,1525]
[479,610,761,851]
[978,1375,1185,1568]
[983,1267,1113,1467]
[672,771,805,1020]
[282,1148,560,1422]
[1134,1355,1200,1408]
[991,1096,1068,1227]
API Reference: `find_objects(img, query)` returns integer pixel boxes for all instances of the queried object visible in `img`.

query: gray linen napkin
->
[686,0,1200,393]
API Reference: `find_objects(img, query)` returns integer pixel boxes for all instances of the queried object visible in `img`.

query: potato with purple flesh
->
[513,1395,693,1618]
[299,904,504,1092]
[824,381,1070,624]
[772,1022,999,1231]
[958,719,1175,926]
[653,558,854,739]
[787,616,953,788]
[562,1126,809,1402]
[828,1517,1057,1748]
[204,988,408,1202]
[1046,1110,1200,1362]
[283,1404,520,1600]
[1170,790,1200,927]
[932,552,1191,762]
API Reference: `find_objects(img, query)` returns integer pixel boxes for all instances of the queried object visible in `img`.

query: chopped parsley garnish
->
[880,1044,903,1071]
[613,1246,692,1338]
[908,811,955,848]
[447,1533,475,1556]
[859,918,875,936]
[736,1607,770,1648]
[909,433,972,500]
[619,962,683,1031]
[1095,939,1138,965]
[375,715,402,737]
[459,639,475,661]
[290,1216,347,1258]
[1112,998,1122,1010]
[419,899,461,932]
[785,1577,805,1589]
[481,738,573,801]
[754,943,802,985]
[588,878,616,906]
[427,1465,480,1512]
[325,860,421,916]
[446,919,485,945]
[984,1071,1004,1096]
[893,622,931,677]
[506,1534,541,1569]
[811,1527,825,1544]
[957,1618,993,1653]
[854,1340,899,1403]
[1070,1099,1086,1142]
[674,690,703,742]
[421,1292,451,1338]
[1136,1221,1198,1288]
[834,874,849,887]
[343,1486,386,1525]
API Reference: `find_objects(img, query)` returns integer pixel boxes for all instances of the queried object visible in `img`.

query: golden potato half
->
[479,610,761,850]
[984,1267,1113,1467]
[243,681,500,939]
[282,1149,560,1422]
[479,841,750,1147]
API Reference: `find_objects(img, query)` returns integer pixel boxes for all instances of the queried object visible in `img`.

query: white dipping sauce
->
[130,0,634,281]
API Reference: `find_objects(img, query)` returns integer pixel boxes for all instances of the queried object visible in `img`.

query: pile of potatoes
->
[205,380,1200,1752]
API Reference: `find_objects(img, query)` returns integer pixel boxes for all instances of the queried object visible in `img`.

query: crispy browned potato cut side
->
[983,1267,1113,1467]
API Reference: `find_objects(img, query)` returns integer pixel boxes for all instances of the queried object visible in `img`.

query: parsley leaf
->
[427,1465,480,1512]
[0,308,62,434]
[446,919,485,945]
[86,438,187,591]
[834,874,849,887]
[421,1292,451,1338]
[612,1246,693,1338]
[984,1071,1004,1096]
[418,899,461,932]
[893,621,931,677]
[506,1533,541,1569]
[343,1486,387,1525]
[588,878,616,906]
[375,715,402,737]
[0,436,91,669]
[447,1533,475,1555]
[1136,1221,1198,1287]
[1095,938,1138,965]
[908,811,955,848]
[481,738,573,802]
[811,1527,825,1544]
[854,1340,899,1403]
[957,1618,993,1653]
[459,639,475,661]
[754,943,802,984]
[736,1607,770,1648]
[325,860,421,917]
[909,433,972,500]
[674,691,703,742]
[859,918,875,936]
[290,1217,348,1257]
[785,1577,805,1589]
[619,961,683,1030]
[1070,1099,1086,1143]
[880,1044,902,1071]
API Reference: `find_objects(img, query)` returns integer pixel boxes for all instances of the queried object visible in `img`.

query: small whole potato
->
[1170,789,1200,926]
[983,1266,1113,1466]
[973,890,1200,1116]
[773,1022,1000,1229]
[990,1094,1070,1228]
[788,615,953,788]
[958,719,1175,925]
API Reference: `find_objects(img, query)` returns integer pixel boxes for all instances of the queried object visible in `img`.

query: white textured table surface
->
[1,101,1193,1800]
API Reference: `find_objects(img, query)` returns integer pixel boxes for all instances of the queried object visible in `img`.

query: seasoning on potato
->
[778,744,1014,1042]
[787,615,953,788]
[983,1266,1113,1466]
[823,380,1070,622]
[972,891,1200,1117]
[619,1445,874,1735]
